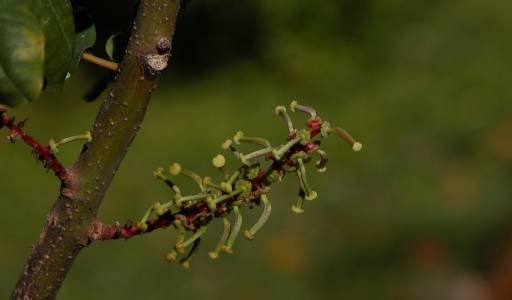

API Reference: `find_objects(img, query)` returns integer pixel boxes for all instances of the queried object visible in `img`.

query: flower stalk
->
[89,101,363,268]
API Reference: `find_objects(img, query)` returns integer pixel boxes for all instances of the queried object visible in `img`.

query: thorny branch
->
[0,107,68,181]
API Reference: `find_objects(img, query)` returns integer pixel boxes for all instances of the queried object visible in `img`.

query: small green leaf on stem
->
[69,25,97,73]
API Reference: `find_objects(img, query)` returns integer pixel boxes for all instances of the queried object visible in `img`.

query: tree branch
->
[0,108,69,181]
[82,52,119,71]
[89,213,176,241]
[10,1,181,299]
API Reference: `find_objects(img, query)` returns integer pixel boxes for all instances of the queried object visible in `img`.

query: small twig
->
[0,109,68,181]
[82,53,119,71]
[89,213,175,241]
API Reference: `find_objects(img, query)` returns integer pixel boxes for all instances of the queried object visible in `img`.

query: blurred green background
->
[1,0,512,299]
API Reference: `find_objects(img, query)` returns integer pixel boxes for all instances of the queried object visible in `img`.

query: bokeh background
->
[1,0,512,299]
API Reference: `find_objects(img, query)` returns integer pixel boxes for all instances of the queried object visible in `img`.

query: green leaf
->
[69,24,96,73]
[0,66,29,107]
[0,0,77,106]
[105,34,116,61]
[0,3,45,104]
[32,0,75,84]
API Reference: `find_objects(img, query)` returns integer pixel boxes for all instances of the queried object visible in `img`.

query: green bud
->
[212,154,226,168]
[235,179,252,198]
[297,129,311,145]
[137,222,149,232]
[165,252,177,263]
[266,170,282,183]
[245,165,261,180]
[169,163,182,176]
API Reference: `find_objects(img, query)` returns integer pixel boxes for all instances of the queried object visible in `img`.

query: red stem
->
[89,213,175,241]
[0,109,68,181]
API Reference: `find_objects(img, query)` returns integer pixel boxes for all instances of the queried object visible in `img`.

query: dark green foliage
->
[69,24,96,73]
[0,0,105,106]
[0,0,77,106]
[71,0,138,101]
[0,2,45,105]
[32,0,75,84]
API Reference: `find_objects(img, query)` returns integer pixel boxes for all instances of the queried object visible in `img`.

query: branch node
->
[143,53,169,76]
[157,37,171,54]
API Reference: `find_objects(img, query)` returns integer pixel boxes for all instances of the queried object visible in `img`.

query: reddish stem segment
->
[90,213,175,241]
[0,108,68,181]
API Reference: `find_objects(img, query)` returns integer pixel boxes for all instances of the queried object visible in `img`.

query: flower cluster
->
[136,101,362,268]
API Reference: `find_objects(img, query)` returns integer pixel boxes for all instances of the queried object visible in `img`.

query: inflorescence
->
[136,101,362,268]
